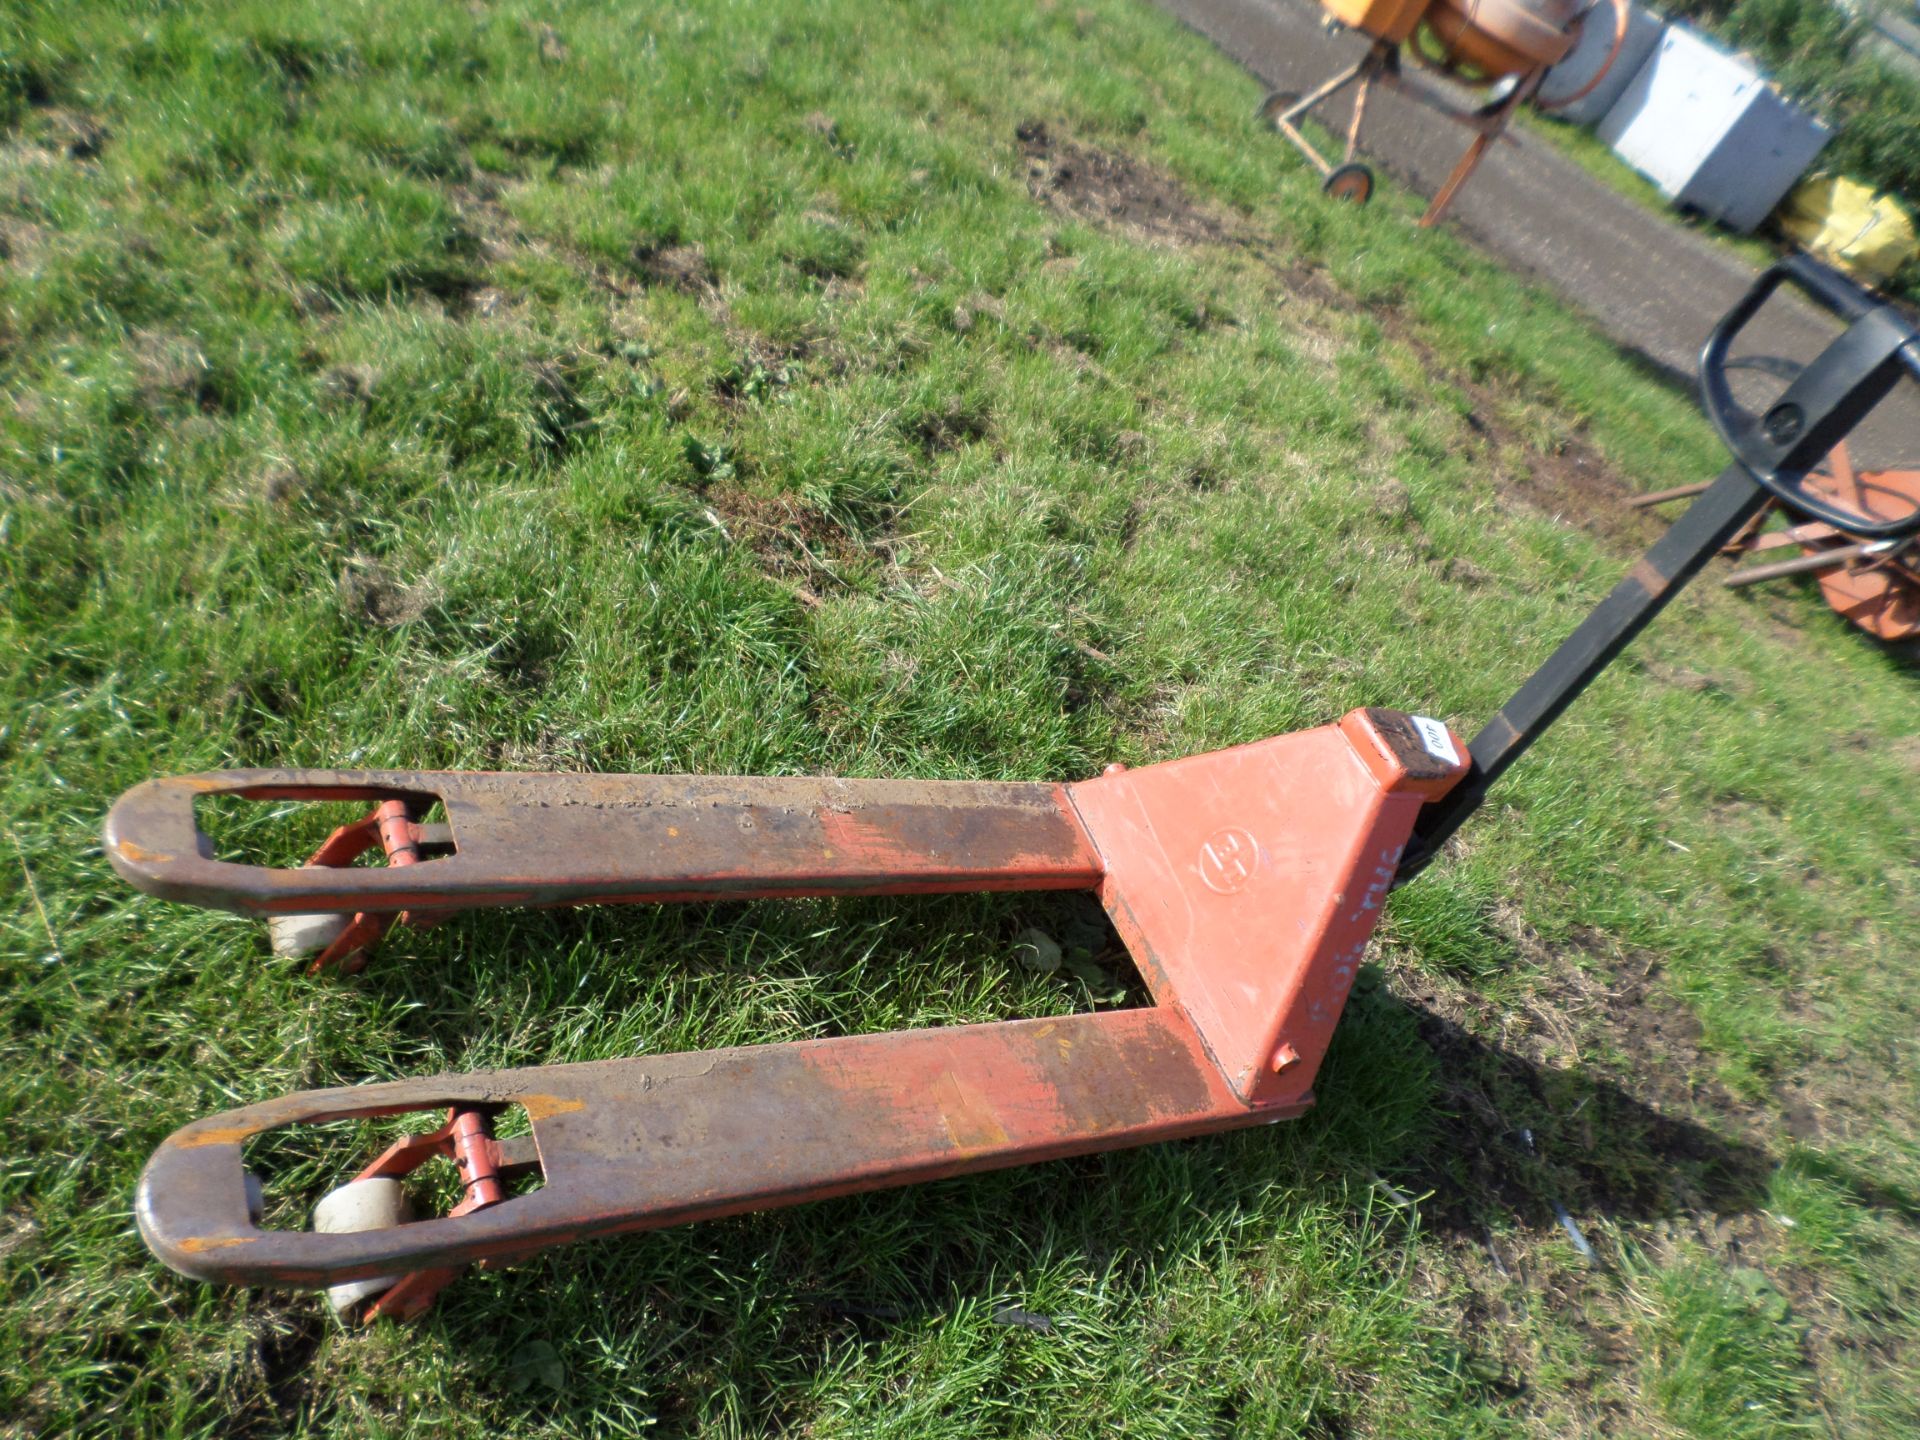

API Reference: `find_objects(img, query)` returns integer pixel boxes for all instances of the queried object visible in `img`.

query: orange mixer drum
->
[1322,0,1433,43]
[1420,0,1583,79]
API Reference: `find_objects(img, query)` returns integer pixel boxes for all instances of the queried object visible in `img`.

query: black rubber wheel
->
[1322,162,1374,205]
[1255,90,1302,124]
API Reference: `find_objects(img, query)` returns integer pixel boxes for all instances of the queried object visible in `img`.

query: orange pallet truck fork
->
[114,259,1920,1321]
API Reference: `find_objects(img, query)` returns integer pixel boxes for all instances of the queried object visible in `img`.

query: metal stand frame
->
[1265,37,1546,227]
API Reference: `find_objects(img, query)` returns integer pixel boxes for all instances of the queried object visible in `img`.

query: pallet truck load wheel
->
[268,911,352,960]
[265,862,354,959]
[1323,163,1375,204]
[311,1178,412,1317]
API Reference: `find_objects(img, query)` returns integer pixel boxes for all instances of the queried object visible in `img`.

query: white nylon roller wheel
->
[311,1177,413,1318]
[267,864,351,959]
[268,911,351,959]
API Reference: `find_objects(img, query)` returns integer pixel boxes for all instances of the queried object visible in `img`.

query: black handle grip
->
[1774,252,1879,323]
[1699,257,1920,540]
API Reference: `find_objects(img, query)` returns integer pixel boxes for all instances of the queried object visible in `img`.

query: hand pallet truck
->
[110,259,1920,1321]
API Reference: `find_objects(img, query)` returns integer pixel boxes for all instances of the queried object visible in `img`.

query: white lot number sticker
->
[1411,715,1460,766]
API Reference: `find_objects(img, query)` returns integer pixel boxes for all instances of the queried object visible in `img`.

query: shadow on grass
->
[344,972,1785,1392]
[1353,979,1920,1234]
[220,938,1920,1433]
[1390,989,1771,1236]
[341,891,1920,1255]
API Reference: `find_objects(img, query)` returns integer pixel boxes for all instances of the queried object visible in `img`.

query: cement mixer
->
[1260,0,1630,224]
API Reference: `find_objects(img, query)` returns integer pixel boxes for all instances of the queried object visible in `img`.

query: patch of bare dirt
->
[38,107,107,160]
[1775,1085,1825,1143]
[1016,120,1236,248]
[0,1210,39,1261]
[470,284,516,320]
[0,215,45,268]
[632,241,717,294]
[1442,555,1494,587]
[315,362,380,410]
[534,22,569,63]
[949,290,1006,337]
[336,557,436,627]
[254,463,303,507]
[1641,660,1723,692]
[1505,435,1654,548]
[3,105,109,167]
[1237,243,1665,554]
[702,486,871,605]
[524,356,591,452]
[1434,369,1662,551]
[1891,734,1920,774]
[1383,931,1768,1241]
[910,395,991,454]
[129,329,220,412]
[800,110,855,161]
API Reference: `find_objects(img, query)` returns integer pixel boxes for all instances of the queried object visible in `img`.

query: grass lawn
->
[4,0,1919,1435]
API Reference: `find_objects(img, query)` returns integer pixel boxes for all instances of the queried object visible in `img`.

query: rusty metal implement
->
[127,711,1464,1319]
[1629,438,1920,640]
[117,258,1920,1321]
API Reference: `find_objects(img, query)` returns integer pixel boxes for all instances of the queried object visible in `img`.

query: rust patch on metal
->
[1628,556,1671,598]
[172,1123,262,1149]
[175,1235,254,1254]
[933,1071,1012,1153]
[520,1095,586,1122]
[112,839,174,865]
[1478,712,1520,751]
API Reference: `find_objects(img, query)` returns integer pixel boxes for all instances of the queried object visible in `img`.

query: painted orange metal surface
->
[132,709,1467,1307]
[1418,0,1582,80]
[1071,709,1459,1106]
[1323,0,1431,44]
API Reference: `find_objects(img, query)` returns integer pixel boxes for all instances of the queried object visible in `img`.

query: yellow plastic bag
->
[1777,174,1918,288]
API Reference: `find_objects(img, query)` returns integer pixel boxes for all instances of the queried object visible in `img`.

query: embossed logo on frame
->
[1196,827,1259,894]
